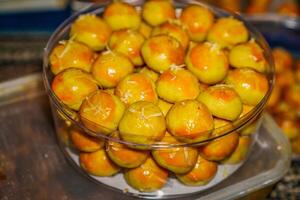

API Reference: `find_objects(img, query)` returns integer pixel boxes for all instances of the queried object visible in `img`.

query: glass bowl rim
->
[42,0,275,149]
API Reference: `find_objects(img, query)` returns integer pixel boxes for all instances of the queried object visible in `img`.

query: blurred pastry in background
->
[277,2,299,17]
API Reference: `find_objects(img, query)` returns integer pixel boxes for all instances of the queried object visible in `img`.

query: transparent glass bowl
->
[43,0,275,149]
[42,0,275,197]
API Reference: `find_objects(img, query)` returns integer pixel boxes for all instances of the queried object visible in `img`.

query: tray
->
[0,73,291,199]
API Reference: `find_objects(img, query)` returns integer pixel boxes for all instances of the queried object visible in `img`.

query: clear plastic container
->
[56,113,291,199]
[0,73,289,200]
[247,15,300,160]
[42,0,275,198]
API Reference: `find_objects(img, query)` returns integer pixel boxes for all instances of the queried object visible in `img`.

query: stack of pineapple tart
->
[50,0,270,192]
[267,48,300,155]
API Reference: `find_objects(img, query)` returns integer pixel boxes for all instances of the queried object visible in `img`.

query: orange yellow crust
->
[197,84,242,121]
[152,132,198,174]
[180,5,214,42]
[92,51,134,88]
[50,40,95,75]
[70,128,104,152]
[70,14,111,51]
[115,73,158,105]
[118,101,166,147]
[229,40,267,73]
[141,35,185,73]
[156,68,200,103]
[207,17,248,48]
[186,42,229,84]
[51,68,98,110]
[142,0,176,26]
[109,29,145,66]
[166,100,214,143]
[176,154,218,186]
[223,136,251,164]
[152,21,190,50]
[79,91,125,135]
[103,2,141,30]
[199,131,239,161]
[225,68,269,106]
[124,157,168,192]
[106,132,149,168]
[80,149,120,176]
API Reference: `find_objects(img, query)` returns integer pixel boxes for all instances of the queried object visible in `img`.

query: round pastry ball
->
[124,157,168,192]
[156,68,200,103]
[141,35,185,73]
[185,42,229,84]
[51,68,98,110]
[225,68,269,106]
[79,91,125,135]
[229,40,267,73]
[70,14,111,51]
[138,21,152,39]
[115,73,158,105]
[70,128,104,152]
[272,48,293,74]
[103,1,141,31]
[197,84,243,121]
[152,21,190,50]
[142,0,176,26]
[139,67,159,82]
[80,149,120,176]
[166,100,214,143]
[176,154,218,186]
[92,51,134,88]
[106,132,149,168]
[180,4,214,42]
[223,136,252,164]
[199,131,239,161]
[157,99,173,116]
[109,29,145,66]
[207,17,248,48]
[119,101,166,147]
[50,40,95,75]
[152,132,198,174]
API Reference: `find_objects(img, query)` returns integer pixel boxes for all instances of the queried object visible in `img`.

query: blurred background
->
[0,0,299,81]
